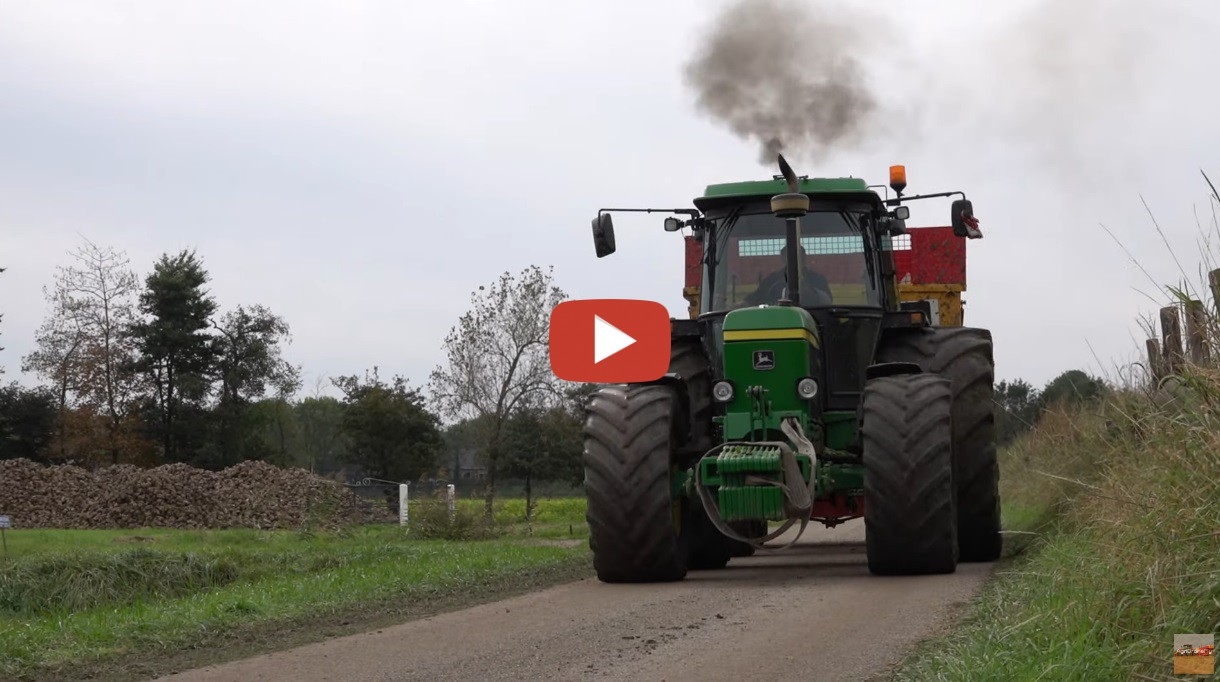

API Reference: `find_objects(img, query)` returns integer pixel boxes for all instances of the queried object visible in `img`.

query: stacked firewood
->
[0,458,388,529]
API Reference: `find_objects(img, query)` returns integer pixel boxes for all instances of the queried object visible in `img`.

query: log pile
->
[0,459,392,529]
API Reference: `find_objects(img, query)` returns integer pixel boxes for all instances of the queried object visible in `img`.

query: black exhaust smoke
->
[684,0,877,165]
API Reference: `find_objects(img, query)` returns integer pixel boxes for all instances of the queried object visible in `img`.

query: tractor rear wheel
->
[878,327,1002,562]
[668,340,715,455]
[727,520,765,557]
[584,385,688,582]
[687,499,732,570]
[666,339,737,569]
[862,373,958,575]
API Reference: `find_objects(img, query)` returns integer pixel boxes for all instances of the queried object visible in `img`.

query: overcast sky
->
[2,0,1218,396]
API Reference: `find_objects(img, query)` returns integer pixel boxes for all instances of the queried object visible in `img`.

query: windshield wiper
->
[838,211,877,286]
[710,206,743,267]
[704,206,743,312]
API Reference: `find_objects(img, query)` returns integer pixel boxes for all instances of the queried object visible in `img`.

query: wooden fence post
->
[1185,299,1209,365]
[1210,269,1220,316]
[1160,305,1184,375]
[1146,338,1164,385]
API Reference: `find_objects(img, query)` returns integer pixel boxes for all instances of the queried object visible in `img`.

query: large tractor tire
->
[861,374,958,575]
[584,385,688,582]
[877,327,1002,562]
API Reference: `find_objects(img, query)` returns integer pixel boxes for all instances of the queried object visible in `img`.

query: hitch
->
[694,417,818,550]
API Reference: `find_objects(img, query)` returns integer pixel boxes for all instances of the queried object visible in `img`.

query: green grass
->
[454,496,587,526]
[0,499,590,680]
[895,392,1220,681]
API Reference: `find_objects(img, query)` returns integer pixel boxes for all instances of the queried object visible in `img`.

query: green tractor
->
[583,156,1000,581]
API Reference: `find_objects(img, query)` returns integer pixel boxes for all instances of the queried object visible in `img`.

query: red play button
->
[549,299,671,383]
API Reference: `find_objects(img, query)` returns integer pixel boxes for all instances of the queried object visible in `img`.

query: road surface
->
[160,520,992,682]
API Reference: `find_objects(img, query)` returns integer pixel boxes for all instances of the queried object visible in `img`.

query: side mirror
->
[877,212,907,236]
[663,217,683,232]
[592,213,616,257]
[882,217,908,236]
[951,199,982,239]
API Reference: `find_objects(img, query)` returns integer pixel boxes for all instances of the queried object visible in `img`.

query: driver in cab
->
[742,243,833,308]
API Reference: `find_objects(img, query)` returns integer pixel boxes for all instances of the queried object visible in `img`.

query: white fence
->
[397,482,456,527]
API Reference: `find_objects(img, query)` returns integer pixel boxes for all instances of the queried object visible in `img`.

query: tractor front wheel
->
[862,374,958,576]
[584,385,688,582]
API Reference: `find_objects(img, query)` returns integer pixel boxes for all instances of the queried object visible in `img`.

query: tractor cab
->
[692,181,887,313]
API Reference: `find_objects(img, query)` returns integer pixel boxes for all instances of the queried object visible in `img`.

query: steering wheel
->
[743,270,832,307]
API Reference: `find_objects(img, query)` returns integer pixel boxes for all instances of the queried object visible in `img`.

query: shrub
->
[410,490,500,541]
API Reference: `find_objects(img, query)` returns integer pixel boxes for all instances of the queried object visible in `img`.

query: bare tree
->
[23,306,86,461]
[23,240,146,464]
[429,265,567,519]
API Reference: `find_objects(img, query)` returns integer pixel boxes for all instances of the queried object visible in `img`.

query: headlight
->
[796,377,819,400]
[712,381,734,403]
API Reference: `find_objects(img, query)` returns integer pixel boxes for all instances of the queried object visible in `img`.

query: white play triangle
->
[593,315,636,364]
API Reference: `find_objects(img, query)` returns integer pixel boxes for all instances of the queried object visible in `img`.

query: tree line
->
[2,241,301,469]
[2,242,1107,515]
[0,245,586,516]
[995,369,1106,445]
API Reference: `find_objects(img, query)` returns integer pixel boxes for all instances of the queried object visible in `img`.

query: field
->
[0,498,589,681]
[455,496,586,531]
[1174,654,1215,675]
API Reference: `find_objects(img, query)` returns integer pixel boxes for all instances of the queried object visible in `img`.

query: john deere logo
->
[753,350,775,370]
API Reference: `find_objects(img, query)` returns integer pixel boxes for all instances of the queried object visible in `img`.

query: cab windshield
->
[703,208,881,313]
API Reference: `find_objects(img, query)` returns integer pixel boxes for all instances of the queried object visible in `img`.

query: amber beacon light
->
[889,165,907,196]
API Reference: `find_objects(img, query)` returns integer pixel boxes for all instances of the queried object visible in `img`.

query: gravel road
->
[160,519,992,682]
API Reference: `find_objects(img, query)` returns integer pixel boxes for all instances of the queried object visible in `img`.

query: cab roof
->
[694,177,881,212]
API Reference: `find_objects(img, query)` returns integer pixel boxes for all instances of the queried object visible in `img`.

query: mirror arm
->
[883,190,965,206]
[598,207,701,218]
[599,207,704,233]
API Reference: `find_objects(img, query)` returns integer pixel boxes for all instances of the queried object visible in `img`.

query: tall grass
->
[0,549,241,613]
[898,382,1219,680]
[898,181,1220,680]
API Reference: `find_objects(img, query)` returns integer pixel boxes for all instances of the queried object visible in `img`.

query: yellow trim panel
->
[723,328,820,348]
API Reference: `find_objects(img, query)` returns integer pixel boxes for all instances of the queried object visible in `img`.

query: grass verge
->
[0,498,590,681]
[894,389,1220,681]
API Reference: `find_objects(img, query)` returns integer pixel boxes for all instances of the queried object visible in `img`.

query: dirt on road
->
[159,520,993,682]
